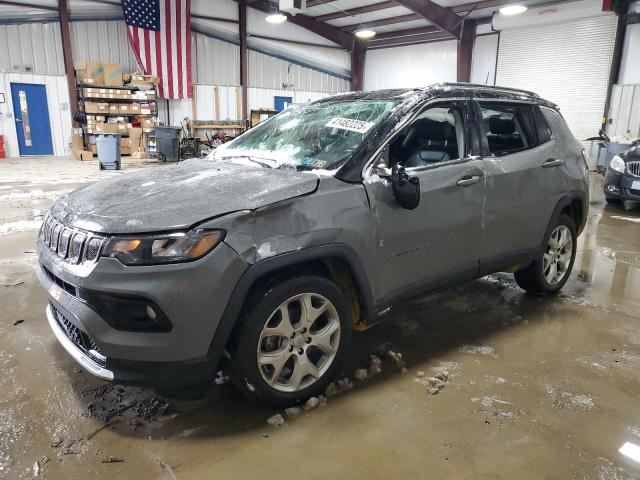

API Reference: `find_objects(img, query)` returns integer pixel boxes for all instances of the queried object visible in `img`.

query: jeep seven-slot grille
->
[627,161,640,178]
[41,216,106,264]
[50,303,106,367]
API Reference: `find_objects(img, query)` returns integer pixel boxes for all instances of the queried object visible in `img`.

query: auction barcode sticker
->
[325,117,375,134]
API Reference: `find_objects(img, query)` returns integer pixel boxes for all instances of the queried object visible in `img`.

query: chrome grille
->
[50,303,106,367]
[627,161,640,178]
[40,216,105,264]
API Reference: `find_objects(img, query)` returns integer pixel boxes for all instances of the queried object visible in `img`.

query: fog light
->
[607,185,619,192]
[146,305,157,321]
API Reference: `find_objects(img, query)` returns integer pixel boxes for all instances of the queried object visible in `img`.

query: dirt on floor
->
[1,156,640,479]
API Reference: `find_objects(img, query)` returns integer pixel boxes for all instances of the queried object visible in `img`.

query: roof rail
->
[434,82,541,99]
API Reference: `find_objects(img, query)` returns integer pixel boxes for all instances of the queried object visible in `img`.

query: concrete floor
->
[1,156,640,479]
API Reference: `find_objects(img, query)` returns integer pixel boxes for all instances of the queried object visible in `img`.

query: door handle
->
[542,158,564,168]
[457,175,481,187]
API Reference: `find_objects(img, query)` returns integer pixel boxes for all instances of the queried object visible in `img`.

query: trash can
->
[155,126,182,162]
[96,134,121,170]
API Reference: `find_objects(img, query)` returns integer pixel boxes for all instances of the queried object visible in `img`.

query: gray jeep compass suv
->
[37,84,589,406]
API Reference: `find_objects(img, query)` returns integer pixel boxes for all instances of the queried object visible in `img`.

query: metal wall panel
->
[607,84,640,138]
[0,73,72,157]
[496,13,618,142]
[70,20,138,71]
[247,49,348,93]
[192,32,240,86]
[0,22,64,75]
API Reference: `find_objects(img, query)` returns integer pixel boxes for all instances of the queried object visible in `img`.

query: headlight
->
[609,155,625,174]
[102,229,224,265]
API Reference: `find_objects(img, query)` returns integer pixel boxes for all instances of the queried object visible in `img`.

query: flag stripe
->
[123,0,191,100]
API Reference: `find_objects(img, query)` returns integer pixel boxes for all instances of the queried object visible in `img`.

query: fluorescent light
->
[355,29,376,39]
[266,13,287,24]
[499,5,528,15]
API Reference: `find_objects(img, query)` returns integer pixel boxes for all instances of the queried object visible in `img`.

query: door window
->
[389,104,465,168]
[479,103,536,156]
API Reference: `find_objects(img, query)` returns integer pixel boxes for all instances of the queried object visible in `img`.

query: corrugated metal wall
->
[0,22,65,75]
[192,32,240,85]
[607,84,640,138]
[70,20,138,71]
[0,73,72,157]
[248,49,348,93]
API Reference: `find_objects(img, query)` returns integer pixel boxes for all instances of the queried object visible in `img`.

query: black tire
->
[229,275,352,407]
[514,214,577,296]
[605,196,622,205]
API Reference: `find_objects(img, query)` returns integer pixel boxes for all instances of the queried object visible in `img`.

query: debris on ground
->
[368,355,382,376]
[261,432,270,439]
[325,382,338,397]
[284,406,302,418]
[353,368,368,381]
[336,378,353,391]
[214,370,230,385]
[33,460,40,477]
[318,395,327,407]
[12,319,24,326]
[459,344,498,357]
[387,350,407,371]
[304,396,320,410]
[1,279,24,287]
[102,456,125,463]
[266,414,285,427]
[86,420,119,440]
[415,371,450,395]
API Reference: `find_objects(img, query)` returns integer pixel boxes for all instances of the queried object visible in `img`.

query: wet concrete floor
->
[1,156,640,479]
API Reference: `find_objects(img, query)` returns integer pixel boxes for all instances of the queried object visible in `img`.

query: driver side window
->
[389,103,465,168]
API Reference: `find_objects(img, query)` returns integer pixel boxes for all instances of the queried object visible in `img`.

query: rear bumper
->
[603,169,640,201]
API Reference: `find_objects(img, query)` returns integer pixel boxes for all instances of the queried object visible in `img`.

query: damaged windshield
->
[214,99,398,171]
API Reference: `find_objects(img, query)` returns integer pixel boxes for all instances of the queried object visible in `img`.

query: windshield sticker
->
[325,117,375,134]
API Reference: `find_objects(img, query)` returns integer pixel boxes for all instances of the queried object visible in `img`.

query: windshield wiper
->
[218,155,274,169]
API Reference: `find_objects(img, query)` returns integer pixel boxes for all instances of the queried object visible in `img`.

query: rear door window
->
[478,103,537,156]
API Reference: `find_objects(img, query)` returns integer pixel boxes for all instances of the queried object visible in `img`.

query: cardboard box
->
[132,150,148,159]
[103,63,125,86]
[72,129,84,152]
[131,74,159,90]
[84,102,109,114]
[88,144,97,154]
[74,150,93,161]
[75,61,104,84]
[95,123,121,134]
[128,127,144,150]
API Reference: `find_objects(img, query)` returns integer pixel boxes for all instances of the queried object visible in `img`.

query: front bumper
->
[603,169,640,201]
[37,238,247,388]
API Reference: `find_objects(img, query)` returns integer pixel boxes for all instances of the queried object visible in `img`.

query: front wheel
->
[230,275,352,407]
[514,214,577,295]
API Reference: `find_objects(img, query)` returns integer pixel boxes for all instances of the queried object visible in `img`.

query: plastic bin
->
[155,126,182,162]
[96,134,121,170]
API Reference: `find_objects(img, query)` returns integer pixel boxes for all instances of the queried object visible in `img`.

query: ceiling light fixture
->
[266,12,287,23]
[355,29,376,40]
[499,5,528,15]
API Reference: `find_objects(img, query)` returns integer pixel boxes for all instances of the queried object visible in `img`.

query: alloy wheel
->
[257,293,341,393]
[543,225,573,286]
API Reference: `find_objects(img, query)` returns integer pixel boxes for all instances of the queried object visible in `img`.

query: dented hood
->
[50,159,319,234]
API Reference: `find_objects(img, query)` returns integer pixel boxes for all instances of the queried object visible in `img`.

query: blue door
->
[10,83,53,156]
[274,96,293,112]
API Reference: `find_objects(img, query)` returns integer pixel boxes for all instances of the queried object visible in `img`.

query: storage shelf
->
[84,112,155,117]
[79,83,149,91]
[80,96,157,103]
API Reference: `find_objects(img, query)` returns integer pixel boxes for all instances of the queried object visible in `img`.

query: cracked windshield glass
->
[213,100,398,170]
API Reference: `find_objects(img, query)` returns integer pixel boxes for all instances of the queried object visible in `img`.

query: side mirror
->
[391,163,420,210]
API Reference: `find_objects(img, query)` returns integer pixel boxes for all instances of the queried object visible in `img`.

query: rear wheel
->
[230,275,352,407]
[514,214,577,295]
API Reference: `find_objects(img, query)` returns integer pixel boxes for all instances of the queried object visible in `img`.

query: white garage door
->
[496,13,618,142]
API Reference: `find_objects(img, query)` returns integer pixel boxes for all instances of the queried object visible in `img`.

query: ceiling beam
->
[374,25,442,39]
[0,0,58,11]
[367,31,454,49]
[393,0,462,38]
[315,1,397,22]
[249,0,353,49]
[341,13,424,32]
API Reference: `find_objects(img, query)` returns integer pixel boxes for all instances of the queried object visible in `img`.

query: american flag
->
[123,0,192,99]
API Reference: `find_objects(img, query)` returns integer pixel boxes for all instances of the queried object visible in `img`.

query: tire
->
[229,275,352,407]
[514,214,577,296]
